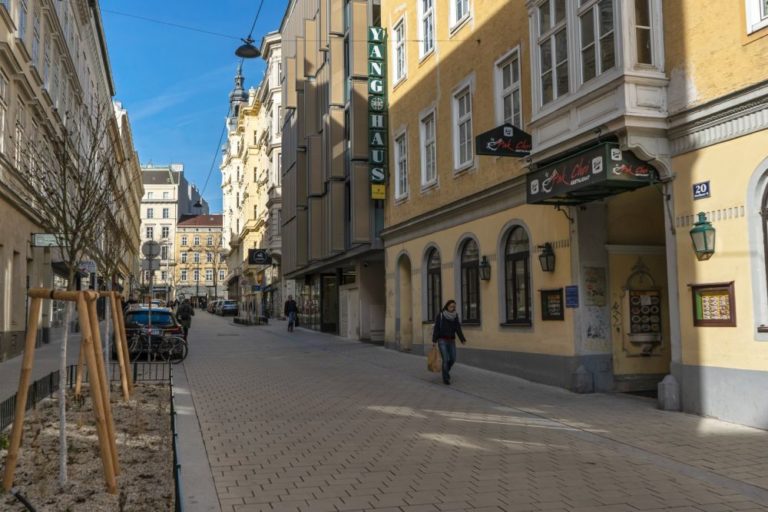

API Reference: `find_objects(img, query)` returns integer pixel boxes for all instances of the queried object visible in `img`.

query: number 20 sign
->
[693,181,711,200]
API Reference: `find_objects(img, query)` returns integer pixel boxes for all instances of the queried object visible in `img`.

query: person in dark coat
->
[176,299,195,340]
[432,300,467,385]
[284,295,299,332]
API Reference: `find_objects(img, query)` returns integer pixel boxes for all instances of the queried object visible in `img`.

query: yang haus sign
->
[368,26,387,198]
[475,123,532,158]
[526,143,658,206]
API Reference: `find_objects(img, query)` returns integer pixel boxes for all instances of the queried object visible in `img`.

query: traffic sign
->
[140,259,161,271]
[142,241,161,259]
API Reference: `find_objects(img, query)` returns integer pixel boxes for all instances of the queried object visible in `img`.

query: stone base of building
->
[0,330,26,362]
[674,362,768,430]
[613,373,668,393]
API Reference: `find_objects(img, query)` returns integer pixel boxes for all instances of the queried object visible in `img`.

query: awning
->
[526,142,658,206]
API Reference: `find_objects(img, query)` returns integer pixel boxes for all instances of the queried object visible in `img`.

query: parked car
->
[217,300,238,316]
[117,307,184,359]
[207,300,220,314]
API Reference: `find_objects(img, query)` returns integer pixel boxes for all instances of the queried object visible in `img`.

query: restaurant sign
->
[368,26,387,199]
[475,123,532,158]
[526,142,657,206]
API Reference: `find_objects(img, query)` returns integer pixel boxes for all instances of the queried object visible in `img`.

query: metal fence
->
[169,367,183,512]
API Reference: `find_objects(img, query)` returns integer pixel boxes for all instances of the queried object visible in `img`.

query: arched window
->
[504,227,531,323]
[426,248,442,320]
[460,239,480,322]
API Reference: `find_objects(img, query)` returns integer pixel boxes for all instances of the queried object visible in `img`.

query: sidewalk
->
[178,314,768,512]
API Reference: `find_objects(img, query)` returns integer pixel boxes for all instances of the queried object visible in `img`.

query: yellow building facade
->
[381,0,768,428]
[173,215,227,305]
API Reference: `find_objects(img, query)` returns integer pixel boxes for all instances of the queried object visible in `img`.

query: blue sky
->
[101,1,288,213]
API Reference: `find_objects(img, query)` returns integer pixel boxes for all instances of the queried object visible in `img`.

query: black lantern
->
[478,256,491,281]
[235,37,261,58]
[538,243,555,272]
[689,212,716,261]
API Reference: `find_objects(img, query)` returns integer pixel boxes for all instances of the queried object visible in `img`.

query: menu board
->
[540,289,564,321]
[628,290,662,335]
[692,282,736,327]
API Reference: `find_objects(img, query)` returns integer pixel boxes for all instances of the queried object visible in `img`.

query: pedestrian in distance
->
[284,295,299,332]
[176,299,195,341]
[432,300,467,385]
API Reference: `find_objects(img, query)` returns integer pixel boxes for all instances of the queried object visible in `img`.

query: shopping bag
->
[427,345,442,373]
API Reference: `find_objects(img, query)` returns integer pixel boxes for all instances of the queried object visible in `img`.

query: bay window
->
[579,0,615,83]
[538,0,568,105]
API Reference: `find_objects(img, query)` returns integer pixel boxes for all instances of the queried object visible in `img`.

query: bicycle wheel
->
[128,334,145,362]
[161,336,188,364]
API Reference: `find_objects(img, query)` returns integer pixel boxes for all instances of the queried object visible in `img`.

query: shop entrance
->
[320,274,339,334]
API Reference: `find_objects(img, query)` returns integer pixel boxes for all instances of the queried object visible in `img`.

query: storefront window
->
[504,227,531,324]
[460,239,480,323]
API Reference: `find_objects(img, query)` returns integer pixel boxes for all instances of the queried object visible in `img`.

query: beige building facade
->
[279,0,385,338]
[381,0,768,429]
[174,215,226,304]
[0,0,141,359]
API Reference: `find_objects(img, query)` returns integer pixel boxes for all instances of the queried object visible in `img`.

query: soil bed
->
[1,383,173,511]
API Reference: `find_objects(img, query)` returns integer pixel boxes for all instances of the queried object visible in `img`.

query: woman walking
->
[432,300,467,385]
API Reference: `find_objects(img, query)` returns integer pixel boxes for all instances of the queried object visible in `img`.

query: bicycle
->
[128,329,188,364]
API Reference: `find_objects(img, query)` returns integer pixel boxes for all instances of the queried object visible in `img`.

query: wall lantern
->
[690,212,716,261]
[538,243,556,272]
[235,37,261,58]
[478,256,491,281]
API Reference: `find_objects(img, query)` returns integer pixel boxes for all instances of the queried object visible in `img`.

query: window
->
[207,236,213,246]
[18,0,28,41]
[0,73,6,155]
[451,0,470,28]
[393,20,406,83]
[426,248,442,321]
[194,236,200,245]
[746,0,768,33]
[394,132,408,199]
[579,0,615,83]
[42,36,49,88]
[205,269,213,281]
[181,270,188,282]
[537,0,568,105]
[504,227,531,324]
[160,245,168,260]
[161,271,167,281]
[31,10,40,66]
[219,270,225,281]
[496,51,522,127]
[162,208,169,219]
[193,269,199,282]
[635,0,652,63]
[460,239,480,323]
[206,252,213,263]
[146,226,154,239]
[163,191,169,199]
[181,235,188,246]
[453,86,473,170]
[418,0,435,56]
[420,111,437,187]
[161,226,170,239]
[147,192,154,199]
[193,252,200,263]
[147,208,154,219]
[181,252,187,263]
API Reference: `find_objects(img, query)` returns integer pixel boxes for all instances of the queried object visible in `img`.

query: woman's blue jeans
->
[437,339,457,382]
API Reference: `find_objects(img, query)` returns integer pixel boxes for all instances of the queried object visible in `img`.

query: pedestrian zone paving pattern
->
[183,316,768,512]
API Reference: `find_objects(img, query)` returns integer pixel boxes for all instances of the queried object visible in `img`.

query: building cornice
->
[668,80,768,155]
[381,175,527,247]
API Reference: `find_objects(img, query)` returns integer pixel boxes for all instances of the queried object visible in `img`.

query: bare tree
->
[10,103,120,488]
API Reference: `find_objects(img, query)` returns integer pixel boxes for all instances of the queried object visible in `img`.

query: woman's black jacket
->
[432,312,466,343]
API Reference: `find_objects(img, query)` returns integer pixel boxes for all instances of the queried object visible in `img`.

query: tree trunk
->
[105,279,113,385]
[59,274,75,489]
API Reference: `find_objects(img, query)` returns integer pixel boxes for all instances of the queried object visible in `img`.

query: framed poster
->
[691,282,736,327]
[583,267,606,307]
[540,289,564,321]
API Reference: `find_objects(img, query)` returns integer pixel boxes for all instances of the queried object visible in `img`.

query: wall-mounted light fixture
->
[479,256,491,281]
[690,212,715,261]
[538,243,556,273]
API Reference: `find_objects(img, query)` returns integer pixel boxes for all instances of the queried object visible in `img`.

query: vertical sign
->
[368,26,387,199]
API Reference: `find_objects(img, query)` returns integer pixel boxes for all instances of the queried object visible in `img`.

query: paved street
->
[179,313,768,512]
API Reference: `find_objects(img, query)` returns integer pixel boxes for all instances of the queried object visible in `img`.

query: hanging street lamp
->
[538,243,556,272]
[689,212,716,261]
[235,36,261,58]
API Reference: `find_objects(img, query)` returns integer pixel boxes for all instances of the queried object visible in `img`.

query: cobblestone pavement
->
[182,313,768,512]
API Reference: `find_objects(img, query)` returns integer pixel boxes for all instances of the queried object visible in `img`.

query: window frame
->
[392,17,407,84]
[162,207,169,219]
[425,247,442,322]
[452,79,474,172]
[161,226,170,239]
[503,226,532,325]
[180,270,188,282]
[494,48,523,128]
[536,0,569,107]
[417,0,435,59]
[459,238,481,324]
[419,108,437,188]
[394,129,409,200]
[746,0,768,33]
[450,0,471,33]
[205,269,213,281]
[181,235,188,246]
[146,226,154,239]
[181,252,187,264]
[146,208,154,219]
[577,0,616,85]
